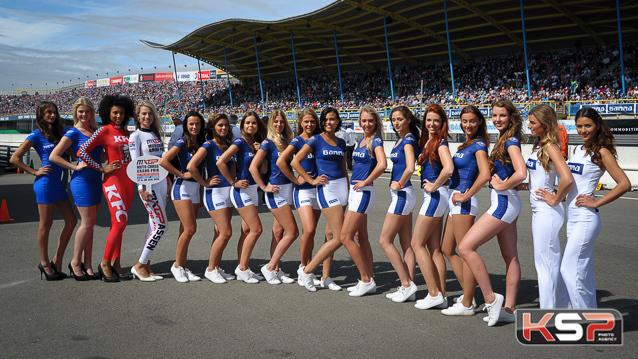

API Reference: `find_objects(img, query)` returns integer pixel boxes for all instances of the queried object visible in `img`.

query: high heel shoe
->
[111,265,133,281]
[50,260,68,279]
[38,263,62,281]
[131,266,156,282]
[68,263,89,281]
[98,264,119,283]
[80,263,101,280]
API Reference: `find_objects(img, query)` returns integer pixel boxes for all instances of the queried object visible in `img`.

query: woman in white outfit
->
[560,107,630,308]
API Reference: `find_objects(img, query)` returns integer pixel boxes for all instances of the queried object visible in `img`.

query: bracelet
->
[399,182,405,188]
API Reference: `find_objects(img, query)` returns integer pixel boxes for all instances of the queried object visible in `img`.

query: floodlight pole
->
[616,0,626,94]
[383,15,395,102]
[172,51,183,112]
[333,30,344,105]
[291,33,302,109]
[254,36,265,109]
[197,58,206,111]
[520,0,532,100]
[223,46,234,108]
[444,0,456,98]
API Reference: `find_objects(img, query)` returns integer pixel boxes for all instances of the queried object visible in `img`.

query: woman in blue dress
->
[381,106,421,303]
[50,97,102,280]
[11,101,77,280]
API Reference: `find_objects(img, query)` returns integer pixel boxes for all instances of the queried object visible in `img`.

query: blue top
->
[290,136,316,190]
[450,139,488,192]
[390,134,418,187]
[231,137,256,185]
[305,134,346,180]
[351,136,383,185]
[63,127,102,183]
[260,138,291,185]
[26,129,63,181]
[420,139,448,183]
[174,137,203,182]
[202,140,233,188]
[492,137,521,181]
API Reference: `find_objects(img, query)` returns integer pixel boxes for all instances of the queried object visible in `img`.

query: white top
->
[527,148,560,210]
[566,145,605,218]
[129,128,164,190]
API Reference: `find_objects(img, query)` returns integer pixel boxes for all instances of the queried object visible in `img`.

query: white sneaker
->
[311,274,322,286]
[171,264,189,283]
[441,301,475,316]
[482,308,515,323]
[392,282,418,303]
[184,268,201,282]
[261,265,282,285]
[484,293,504,327]
[415,293,447,310]
[453,295,477,308]
[386,287,401,299]
[347,282,360,292]
[349,279,377,297]
[247,268,264,281]
[218,268,235,281]
[204,268,227,284]
[235,266,259,284]
[296,267,317,292]
[321,277,342,291]
[276,270,295,284]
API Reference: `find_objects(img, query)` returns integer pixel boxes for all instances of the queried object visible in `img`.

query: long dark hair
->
[319,107,342,133]
[35,101,64,144]
[206,113,233,150]
[458,105,489,151]
[182,110,206,154]
[418,104,449,166]
[390,106,421,145]
[488,99,523,174]
[574,107,617,170]
[240,111,267,149]
[98,94,135,126]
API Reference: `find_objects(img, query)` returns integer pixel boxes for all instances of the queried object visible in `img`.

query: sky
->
[0,0,333,92]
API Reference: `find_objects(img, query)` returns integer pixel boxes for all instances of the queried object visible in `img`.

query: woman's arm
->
[9,140,47,176]
[452,150,491,204]
[276,145,303,185]
[353,145,387,190]
[491,145,527,191]
[78,127,118,174]
[187,147,219,188]
[576,147,631,208]
[423,145,454,193]
[217,144,246,188]
[50,137,86,172]
[535,144,573,206]
[291,144,326,186]
[159,146,189,180]
[391,143,415,191]
[249,148,277,193]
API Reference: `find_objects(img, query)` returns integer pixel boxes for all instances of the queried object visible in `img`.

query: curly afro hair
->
[98,94,135,126]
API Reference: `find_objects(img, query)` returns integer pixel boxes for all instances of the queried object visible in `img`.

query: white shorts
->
[293,188,320,210]
[448,189,479,216]
[204,186,232,212]
[486,188,522,224]
[387,186,416,216]
[347,185,376,214]
[317,177,349,209]
[230,184,258,208]
[418,186,449,217]
[265,183,293,209]
[171,178,201,204]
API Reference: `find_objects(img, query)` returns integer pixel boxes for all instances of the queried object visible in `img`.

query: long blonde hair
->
[488,99,523,173]
[530,104,559,173]
[268,109,293,152]
[72,97,97,129]
[135,100,163,139]
[359,105,383,158]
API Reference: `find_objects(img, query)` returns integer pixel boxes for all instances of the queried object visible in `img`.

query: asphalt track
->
[1,170,636,358]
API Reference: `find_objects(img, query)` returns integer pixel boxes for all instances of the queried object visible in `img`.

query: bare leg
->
[378,212,413,288]
[235,205,263,270]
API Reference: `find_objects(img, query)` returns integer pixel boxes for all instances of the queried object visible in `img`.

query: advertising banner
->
[155,72,174,82]
[85,80,94,88]
[176,71,195,81]
[580,103,637,114]
[195,71,210,80]
[139,73,155,82]
[123,75,138,84]
[110,76,123,86]
[97,78,109,87]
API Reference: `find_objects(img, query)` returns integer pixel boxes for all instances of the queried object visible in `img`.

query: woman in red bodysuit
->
[78,94,135,282]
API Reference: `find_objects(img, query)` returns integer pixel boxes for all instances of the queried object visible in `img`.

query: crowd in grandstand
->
[1,44,636,118]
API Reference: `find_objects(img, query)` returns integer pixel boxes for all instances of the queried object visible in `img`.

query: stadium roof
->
[141,0,637,80]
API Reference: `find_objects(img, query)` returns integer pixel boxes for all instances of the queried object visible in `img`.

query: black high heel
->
[111,264,133,281]
[50,260,68,279]
[68,263,89,281]
[98,264,119,283]
[80,263,101,280]
[38,263,62,281]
